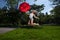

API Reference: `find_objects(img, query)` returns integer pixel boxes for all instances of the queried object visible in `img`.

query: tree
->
[49,0,60,5]
[31,4,44,12]
[31,4,44,17]
[4,0,26,9]
[50,5,60,24]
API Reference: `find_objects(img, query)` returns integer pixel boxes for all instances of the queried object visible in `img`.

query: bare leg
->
[28,20,30,25]
[31,19,34,26]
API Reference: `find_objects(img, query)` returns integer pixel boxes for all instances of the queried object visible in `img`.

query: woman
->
[28,10,39,26]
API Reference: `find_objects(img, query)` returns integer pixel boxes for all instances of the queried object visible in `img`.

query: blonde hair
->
[31,10,37,13]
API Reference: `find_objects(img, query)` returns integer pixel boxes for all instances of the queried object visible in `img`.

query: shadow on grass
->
[0,25,43,29]
[18,25,43,29]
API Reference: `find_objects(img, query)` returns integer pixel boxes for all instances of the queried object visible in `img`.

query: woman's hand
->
[36,17,39,19]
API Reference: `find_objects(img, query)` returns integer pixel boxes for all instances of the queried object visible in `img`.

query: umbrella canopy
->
[19,2,30,12]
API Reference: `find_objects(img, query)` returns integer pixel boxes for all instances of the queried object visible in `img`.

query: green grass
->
[0,25,60,40]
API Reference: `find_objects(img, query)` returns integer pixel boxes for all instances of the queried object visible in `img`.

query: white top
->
[29,13,34,19]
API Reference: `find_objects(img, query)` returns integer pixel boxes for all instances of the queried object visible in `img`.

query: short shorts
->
[29,17,33,20]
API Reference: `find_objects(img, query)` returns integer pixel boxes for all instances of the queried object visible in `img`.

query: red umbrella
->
[19,2,30,12]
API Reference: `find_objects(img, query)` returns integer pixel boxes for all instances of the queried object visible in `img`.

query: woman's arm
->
[33,14,39,19]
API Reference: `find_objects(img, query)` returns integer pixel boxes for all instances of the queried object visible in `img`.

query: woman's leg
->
[31,19,34,25]
[28,20,30,25]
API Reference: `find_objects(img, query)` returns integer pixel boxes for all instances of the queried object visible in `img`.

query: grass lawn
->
[0,25,60,40]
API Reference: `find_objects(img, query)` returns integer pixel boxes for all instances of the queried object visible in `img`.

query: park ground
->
[0,25,60,40]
